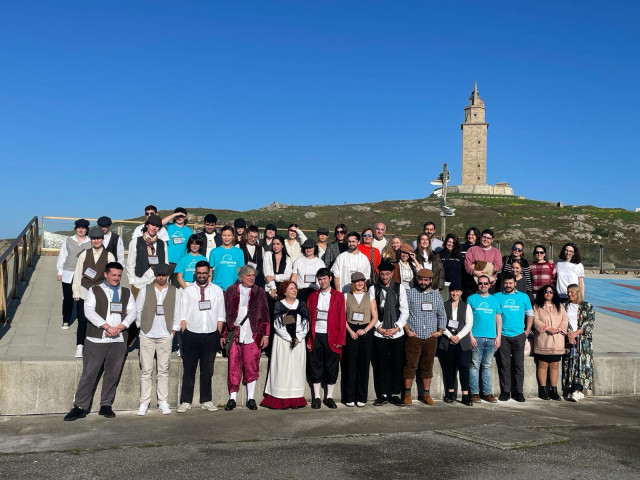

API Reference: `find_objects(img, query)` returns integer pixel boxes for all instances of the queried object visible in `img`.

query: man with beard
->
[402,269,446,406]
[371,261,408,406]
[222,265,270,411]
[494,273,533,402]
[330,231,371,293]
[173,261,226,413]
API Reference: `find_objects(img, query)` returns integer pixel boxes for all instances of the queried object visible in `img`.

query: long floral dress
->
[562,301,595,393]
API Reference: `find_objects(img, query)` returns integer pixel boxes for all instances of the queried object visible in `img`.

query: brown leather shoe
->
[471,394,481,403]
[403,394,413,406]
[481,394,498,403]
[421,394,435,406]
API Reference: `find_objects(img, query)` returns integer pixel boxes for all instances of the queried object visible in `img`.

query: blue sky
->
[1,1,639,238]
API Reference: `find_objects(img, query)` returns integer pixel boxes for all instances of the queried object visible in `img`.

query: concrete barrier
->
[1,353,637,415]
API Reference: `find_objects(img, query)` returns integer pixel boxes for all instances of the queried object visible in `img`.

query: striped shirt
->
[406,287,446,339]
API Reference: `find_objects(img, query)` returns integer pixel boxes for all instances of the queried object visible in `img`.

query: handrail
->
[0,216,39,322]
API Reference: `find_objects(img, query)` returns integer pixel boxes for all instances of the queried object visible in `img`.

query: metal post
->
[599,245,604,274]
[0,261,6,322]
[12,246,19,299]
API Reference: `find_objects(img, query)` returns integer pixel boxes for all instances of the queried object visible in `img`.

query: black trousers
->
[372,335,405,398]
[498,333,526,394]
[308,333,340,385]
[61,281,75,324]
[343,324,374,403]
[180,329,220,404]
[76,299,88,346]
[442,343,472,392]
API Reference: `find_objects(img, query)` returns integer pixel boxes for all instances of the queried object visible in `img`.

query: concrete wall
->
[1,354,638,415]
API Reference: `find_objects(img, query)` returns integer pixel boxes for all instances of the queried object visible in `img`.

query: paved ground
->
[1,256,639,359]
[0,395,638,479]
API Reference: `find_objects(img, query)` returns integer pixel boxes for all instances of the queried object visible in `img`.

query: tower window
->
[477,164,480,167]
[478,140,481,144]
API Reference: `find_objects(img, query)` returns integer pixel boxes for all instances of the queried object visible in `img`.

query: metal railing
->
[0,216,40,322]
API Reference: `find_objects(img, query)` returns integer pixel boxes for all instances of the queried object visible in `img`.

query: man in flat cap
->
[97,216,124,264]
[127,214,170,299]
[402,268,446,406]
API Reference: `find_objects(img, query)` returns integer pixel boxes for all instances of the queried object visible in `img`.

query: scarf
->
[143,232,158,256]
[104,280,120,302]
[271,252,286,275]
[274,299,309,348]
[377,280,398,329]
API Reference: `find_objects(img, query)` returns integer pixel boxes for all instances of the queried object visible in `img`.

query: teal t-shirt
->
[209,246,245,291]
[467,293,502,339]
[166,224,194,263]
[494,291,532,337]
[175,253,207,283]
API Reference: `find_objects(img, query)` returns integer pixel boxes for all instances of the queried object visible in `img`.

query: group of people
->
[59,206,595,421]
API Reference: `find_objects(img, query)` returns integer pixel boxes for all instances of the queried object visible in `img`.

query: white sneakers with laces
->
[158,402,171,415]
[201,401,218,412]
[177,402,192,413]
[74,345,83,358]
[137,404,149,416]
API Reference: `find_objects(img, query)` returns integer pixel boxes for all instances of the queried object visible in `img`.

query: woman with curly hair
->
[261,281,309,409]
[562,284,595,402]
[555,242,584,300]
[381,234,403,263]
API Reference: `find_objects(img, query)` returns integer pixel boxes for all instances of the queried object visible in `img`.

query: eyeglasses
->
[534,251,545,254]
[564,249,574,254]
[544,290,554,294]
[481,236,493,240]
[512,247,523,252]
[145,212,154,216]
[478,282,490,286]
[362,233,372,237]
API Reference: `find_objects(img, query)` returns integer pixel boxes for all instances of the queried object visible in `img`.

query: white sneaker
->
[345,402,355,407]
[61,322,70,330]
[201,401,218,412]
[356,402,366,407]
[158,402,171,415]
[137,404,149,416]
[573,391,585,401]
[177,402,191,413]
[74,345,83,358]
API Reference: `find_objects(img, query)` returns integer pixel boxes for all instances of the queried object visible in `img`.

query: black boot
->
[548,386,561,401]
[538,386,550,400]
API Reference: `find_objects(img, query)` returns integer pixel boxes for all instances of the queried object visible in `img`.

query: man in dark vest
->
[222,265,270,411]
[135,263,180,415]
[194,213,222,258]
[98,216,124,264]
[371,261,408,406]
[64,262,136,421]
[72,226,115,358]
[239,225,265,288]
[126,214,169,298]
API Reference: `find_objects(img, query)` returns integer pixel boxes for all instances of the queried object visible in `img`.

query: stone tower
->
[461,82,488,185]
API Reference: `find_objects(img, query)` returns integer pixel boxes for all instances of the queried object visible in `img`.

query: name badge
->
[156,305,165,316]
[111,302,123,314]
[317,310,328,320]
[282,314,296,325]
[448,319,459,329]
[199,300,211,311]
[352,312,365,322]
[172,237,183,245]
[248,262,257,269]
[421,302,433,311]
[148,256,159,265]
[304,274,316,283]
[83,267,97,279]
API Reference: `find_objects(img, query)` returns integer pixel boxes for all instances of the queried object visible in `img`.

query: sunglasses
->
[512,247,523,252]
[534,251,545,254]
[145,212,154,216]
[544,290,554,294]
[363,233,372,237]
[478,282,490,286]
[336,230,345,234]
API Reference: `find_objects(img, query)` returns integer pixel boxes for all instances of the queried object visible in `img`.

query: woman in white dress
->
[261,281,309,409]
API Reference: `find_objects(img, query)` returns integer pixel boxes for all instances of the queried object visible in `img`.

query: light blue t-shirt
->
[467,293,502,339]
[494,291,533,337]
[209,246,245,291]
[166,224,194,264]
[175,253,207,283]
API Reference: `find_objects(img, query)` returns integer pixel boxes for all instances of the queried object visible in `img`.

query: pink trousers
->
[228,341,261,393]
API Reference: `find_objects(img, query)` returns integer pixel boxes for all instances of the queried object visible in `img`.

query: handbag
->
[224,294,260,355]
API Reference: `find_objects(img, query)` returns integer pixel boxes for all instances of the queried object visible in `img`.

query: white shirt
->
[556,262,585,295]
[292,256,326,290]
[205,231,218,258]
[72,248,116,299]
[136,284,181,339]
[371,284,409,339]
[331,250,371,293]
[274,298,309,342]
[236,285,254,344]
[175,282,225,333]
[102,231,125,264]
[284,230,307,263]
[442,304,474,341]
[372,237,388,253]
[132,223,169,242]
[315,289,332,334]
[126,236,170,289]
[56,235,90,283]
[567,303,579,331]
[263,253,292,293]
[84,283,136,343]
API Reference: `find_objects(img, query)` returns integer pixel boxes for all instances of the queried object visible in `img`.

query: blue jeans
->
[469,337,496,395]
